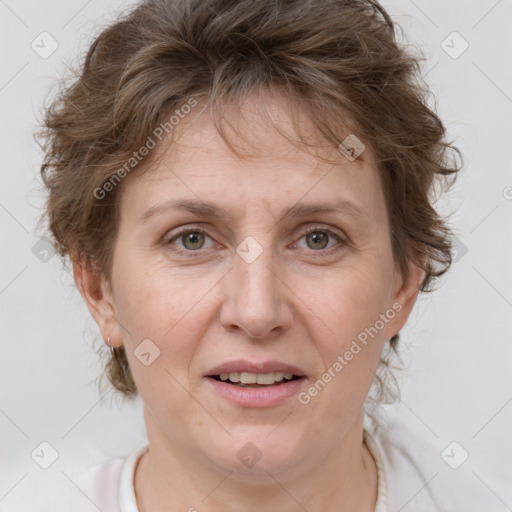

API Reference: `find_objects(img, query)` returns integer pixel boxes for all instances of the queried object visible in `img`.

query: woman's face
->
[82,93,422,476]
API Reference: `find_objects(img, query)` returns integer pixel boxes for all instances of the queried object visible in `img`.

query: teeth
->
[240,372,257,384]
[217,372,298,385]
[256,373,275,385]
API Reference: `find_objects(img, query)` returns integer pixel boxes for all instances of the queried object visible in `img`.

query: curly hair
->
[36,0,462,408]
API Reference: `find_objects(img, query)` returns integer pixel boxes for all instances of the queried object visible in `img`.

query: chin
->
[204,432,305,477]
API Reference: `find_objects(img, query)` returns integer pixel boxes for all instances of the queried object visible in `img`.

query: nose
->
[219,243,294,339]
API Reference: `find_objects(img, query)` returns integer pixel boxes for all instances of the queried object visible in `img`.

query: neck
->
[134,410,378,512]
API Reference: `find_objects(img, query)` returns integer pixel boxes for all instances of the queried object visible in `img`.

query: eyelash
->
[164,225,346,257]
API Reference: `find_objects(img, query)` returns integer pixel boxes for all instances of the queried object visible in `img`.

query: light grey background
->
[1,0,511,507]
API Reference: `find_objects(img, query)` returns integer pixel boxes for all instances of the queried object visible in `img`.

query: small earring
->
[107,336,125,373]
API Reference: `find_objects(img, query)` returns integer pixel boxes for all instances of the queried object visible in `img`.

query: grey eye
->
[181,232,206,250]
[305,231,330,250]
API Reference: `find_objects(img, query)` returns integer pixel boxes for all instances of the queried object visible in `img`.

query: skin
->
[74,91,424,512]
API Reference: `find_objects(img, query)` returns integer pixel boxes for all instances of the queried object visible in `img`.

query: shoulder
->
[366,414,509,512]
[73,442,148,512]
[5,444,147,512]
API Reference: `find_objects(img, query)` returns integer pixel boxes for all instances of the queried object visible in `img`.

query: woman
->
[32,0,504,510]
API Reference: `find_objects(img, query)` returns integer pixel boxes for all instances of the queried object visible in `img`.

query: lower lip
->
[205,377,306,407]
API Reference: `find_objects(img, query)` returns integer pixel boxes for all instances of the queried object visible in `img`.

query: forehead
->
[120,92,384,224]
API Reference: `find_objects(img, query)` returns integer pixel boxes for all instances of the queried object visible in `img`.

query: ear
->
[385,257,426,340]
[72,254,123,348]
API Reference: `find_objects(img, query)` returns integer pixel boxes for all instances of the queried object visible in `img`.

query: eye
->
[166,228,215,252]
[294,226,344,253]
[164,225,345,256]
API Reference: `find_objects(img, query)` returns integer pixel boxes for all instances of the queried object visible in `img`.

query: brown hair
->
[37,0,462,406]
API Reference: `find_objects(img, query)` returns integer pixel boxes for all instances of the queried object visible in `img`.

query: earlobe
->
[396,260,425,308]
[72,255,123,348]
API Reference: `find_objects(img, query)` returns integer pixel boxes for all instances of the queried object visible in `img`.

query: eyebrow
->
[140,198,369,224]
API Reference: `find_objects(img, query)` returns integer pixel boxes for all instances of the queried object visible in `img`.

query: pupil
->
[307,232,328,250]
[183,232,204,250]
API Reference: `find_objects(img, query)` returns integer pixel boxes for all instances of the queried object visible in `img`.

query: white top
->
[5,416,508,511]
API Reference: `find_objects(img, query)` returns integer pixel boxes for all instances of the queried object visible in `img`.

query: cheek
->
[300,295,389,424]
[301,255,394,401]
[113,244,201,332]
[111,254,212,377]
[311,258,394,342]
[112,266,209,417]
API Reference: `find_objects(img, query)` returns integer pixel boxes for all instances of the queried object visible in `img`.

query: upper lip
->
[206,360,306,377]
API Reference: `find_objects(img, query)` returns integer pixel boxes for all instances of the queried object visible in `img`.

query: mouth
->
[204,359,307,408]
[204,360,307,407]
